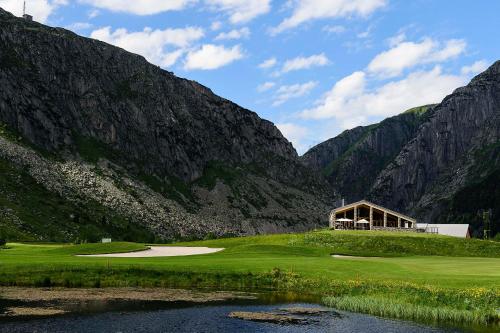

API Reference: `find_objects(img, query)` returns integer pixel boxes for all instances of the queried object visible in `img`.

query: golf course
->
[1,230,499,327]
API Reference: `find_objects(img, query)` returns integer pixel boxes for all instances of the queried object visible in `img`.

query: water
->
[0,301,472,333]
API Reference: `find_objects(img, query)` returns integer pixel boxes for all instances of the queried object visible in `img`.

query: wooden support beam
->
[369,206,373,230]
[397,217,401,228]
[354,205,358,223]
[383,212,387,228]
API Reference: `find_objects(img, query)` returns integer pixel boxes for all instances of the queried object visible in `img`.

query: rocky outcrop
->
[0,8,333,241]
[302,106,432,202]
[369,61,500,234]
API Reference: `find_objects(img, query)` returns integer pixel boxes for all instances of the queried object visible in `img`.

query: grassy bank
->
[0,230,499,326]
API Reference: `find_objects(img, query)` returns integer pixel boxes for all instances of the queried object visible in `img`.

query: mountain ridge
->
[0,8,334,242]
[303,62,500,236]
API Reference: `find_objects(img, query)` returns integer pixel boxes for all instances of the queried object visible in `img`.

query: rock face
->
[0,8,334,242]
[302,106,432,203]
[370,62,500,235]
[303,62,500,236]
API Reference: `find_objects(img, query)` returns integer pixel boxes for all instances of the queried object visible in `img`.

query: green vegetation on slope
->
[0,157,161,243]
[0,230,499,326]
[437,142,500,237]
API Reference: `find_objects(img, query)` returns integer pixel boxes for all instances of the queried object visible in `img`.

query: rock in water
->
[228,311,308,324]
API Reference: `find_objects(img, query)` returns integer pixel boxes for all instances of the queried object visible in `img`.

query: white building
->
[416,224,471,238]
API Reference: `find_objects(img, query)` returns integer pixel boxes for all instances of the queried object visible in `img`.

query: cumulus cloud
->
[280,53,329,74]
[205,0,271,24]
[461,60,489,75]
[210,21,222,31]
[184,44,244,70]
[276,123,310,154]
[368,38,467,77]
[66,22,93,32]
[323,25,346,34]
[90,26,204,67]
[0,0,67,23]
[215,27,250,40]
[273,81,317,106]
[258,57,277,69]
[271,0,387,34]
[300,67,465,129]
[387,32,406,47]
[79,0,194,15]
[257,81,275,92]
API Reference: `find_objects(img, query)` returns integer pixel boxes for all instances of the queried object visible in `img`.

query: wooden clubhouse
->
[329,200,416,231]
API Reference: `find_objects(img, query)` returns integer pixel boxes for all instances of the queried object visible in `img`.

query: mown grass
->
[0,230,499,326]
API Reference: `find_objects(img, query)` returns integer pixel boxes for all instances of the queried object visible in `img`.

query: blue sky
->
[2,0,499,154]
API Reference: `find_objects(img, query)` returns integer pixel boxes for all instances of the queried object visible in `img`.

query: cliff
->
[0,8,334,242]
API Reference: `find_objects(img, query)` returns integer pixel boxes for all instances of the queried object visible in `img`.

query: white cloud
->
[368,38,467,77]
[276,123,310,154]
[210,21,222,31]
[205,0,271,24]
[323,25,346,34]
[300,67,466,129]
[281,53,329,74]
[66,22,93,31]
[184,44,244,70]
[272,0,387,34]
[79,0,194,15]
[215,27,250,40]
[387,32,406,47]
[257,81,275,92]
[461,60,489,75]
[90,26,204,67]
[0,0,66,23]
[258,57,277,69]
[88,8,100,18]
[273,81,317,106]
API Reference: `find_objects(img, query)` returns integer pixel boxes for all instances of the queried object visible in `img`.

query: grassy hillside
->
[0,230,499,325]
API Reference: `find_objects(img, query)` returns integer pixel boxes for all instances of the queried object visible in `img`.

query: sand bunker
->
[78,246,224,258]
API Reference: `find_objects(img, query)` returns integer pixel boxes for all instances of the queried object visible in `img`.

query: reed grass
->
[323,295,499,325]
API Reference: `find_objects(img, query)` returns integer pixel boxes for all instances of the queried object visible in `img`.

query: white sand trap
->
[78,246,224,258]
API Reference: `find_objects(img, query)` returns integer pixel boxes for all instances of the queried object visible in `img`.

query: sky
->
[1,0,499,154]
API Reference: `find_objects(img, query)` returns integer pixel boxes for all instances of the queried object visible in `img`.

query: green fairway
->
[0,230,499,325]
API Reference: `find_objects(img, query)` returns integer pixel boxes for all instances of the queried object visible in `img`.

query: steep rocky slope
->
[370,61,500,235]
[0,8,333,242]
[302,105,433,202]
[303,62,500,236]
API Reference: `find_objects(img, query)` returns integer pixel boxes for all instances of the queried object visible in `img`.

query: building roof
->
[332,200,416,223]
[416,223,470,238]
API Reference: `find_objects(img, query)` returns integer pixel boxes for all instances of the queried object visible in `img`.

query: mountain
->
[303,61,500,237]
[301,105,433,203]
[0,8,334,242]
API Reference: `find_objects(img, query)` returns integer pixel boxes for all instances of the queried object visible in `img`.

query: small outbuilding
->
[416,224,471,238]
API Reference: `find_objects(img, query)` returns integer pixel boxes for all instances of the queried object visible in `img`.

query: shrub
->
[0,238,6,246]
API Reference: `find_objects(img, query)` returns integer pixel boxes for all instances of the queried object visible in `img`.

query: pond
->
[0,297,476,333]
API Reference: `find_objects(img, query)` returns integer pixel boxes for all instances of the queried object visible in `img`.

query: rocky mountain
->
[303,62,500,237]
[302,105,433,203]
[0,8,334,242]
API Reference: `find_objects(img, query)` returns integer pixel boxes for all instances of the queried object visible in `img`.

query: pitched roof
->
[332,200,416,223]
[416,224,470,238]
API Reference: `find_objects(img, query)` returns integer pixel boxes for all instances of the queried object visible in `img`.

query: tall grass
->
[323,295,499,326]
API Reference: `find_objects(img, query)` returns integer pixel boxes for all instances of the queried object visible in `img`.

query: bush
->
[0,238,6,246]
